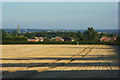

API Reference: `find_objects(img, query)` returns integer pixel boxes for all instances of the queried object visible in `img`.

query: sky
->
[2,2,118,30]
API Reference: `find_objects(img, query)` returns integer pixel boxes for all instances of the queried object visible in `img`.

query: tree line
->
[1,27,120,45]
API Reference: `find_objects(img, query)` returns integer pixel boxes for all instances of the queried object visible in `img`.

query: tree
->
[116,34,120,45]
[12,30,18,36]
[98,32,107,38]
[24,32,35,37]
[6,32,12,36]
[2,30,6,38]
[44,37,50,42]
[84,27,98,41]
[36,32,42,37]
[76,31,84,41]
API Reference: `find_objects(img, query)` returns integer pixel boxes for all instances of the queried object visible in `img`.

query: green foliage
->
[44,37,50,42]
[2,29,6,40]
[107,33,117,37]
[12,30,18,36]
[34,31,81,39]
[2,28,119,45]
[98,32,107,38]
[24,32,35,37]
[2,36,28,44]
[115,34,120,45]
[84,27,98,41]
[76,31,84,41]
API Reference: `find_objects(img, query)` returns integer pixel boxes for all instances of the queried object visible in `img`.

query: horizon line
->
[1,28,119,30]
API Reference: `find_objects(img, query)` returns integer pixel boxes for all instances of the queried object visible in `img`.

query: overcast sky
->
[2,2,118,30]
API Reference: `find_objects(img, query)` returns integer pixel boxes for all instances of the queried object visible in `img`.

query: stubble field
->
[1,45,119,78]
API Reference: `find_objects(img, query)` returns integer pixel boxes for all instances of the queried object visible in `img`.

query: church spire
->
[17,25,20,33]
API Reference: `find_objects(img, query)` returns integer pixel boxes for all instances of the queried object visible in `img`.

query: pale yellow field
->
[1,45,119,78]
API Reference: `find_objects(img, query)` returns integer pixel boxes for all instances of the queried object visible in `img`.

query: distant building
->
[109,37,117,42]
[70,37,76,42]
[100,37,110,42]
[28,37,39,42]
[98,32,102,34]
[108,37,112,40]
[55,36,64,41]
[17,25,20,33]
[112,37,117,40]
[100,36,117,42]
[38,37,44,41]
[28,37,44,42]
[24,30,28,32]
[47,31,51,32]
[50,37,55,41]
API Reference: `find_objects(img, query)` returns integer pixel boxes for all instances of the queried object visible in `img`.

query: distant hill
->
[96,29,120,34]
[3,29,120,34]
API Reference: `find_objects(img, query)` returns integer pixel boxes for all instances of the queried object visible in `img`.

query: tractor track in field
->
[2,47,89,75]
[11,47,89,69]
[27,47,91,68]
[3,46,94,78]
[25,47,94,78]
[2,45,119,78]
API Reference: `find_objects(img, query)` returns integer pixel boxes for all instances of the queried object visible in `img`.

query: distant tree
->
[109,33,116,37]
[2,30,7,41]
[36,32,42,37]
[12,30,18,36]
[76,31,84,41]
[5,36,27,44]
[24,32,35,37]
[84,27,98,41]
[6,32,12,36]
[116,34,120,45]
[44,37,50,42]
[99,33,107,38]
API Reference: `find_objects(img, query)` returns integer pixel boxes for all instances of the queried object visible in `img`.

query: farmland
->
[1,45,119,78]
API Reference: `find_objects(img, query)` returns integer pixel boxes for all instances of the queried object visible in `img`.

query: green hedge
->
[2,36,118,45]
[2,40,118,45]
[2,36,28,44]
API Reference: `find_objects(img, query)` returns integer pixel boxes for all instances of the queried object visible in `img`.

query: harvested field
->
[1,45,119,78]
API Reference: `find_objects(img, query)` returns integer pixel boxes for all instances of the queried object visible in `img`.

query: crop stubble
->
[1,45,119,78]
